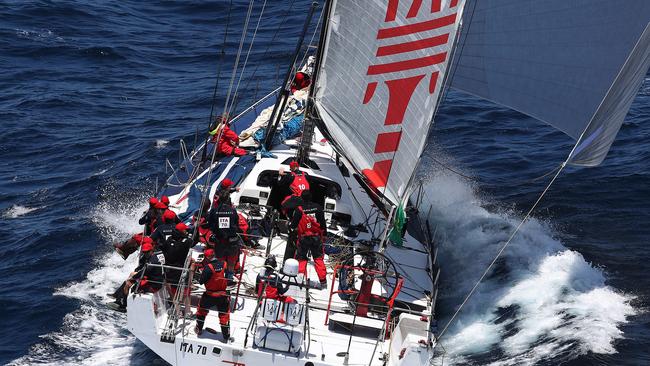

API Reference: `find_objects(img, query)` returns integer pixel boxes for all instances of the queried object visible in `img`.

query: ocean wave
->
[8,194,152,365]
[424,172,635,365]
[3,205,43,218]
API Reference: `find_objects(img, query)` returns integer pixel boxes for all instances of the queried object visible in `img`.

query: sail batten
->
[314,0,465,203]
[450,0,650,165]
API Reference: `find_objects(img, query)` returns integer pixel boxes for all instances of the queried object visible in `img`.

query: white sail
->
[451,0,650,166]
[314,0,465,203]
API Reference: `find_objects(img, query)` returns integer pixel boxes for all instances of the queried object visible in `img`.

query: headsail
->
[313,0,466,204]
[451,0,650,166]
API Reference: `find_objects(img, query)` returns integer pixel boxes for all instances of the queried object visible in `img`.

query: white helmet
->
[282,258,299,277]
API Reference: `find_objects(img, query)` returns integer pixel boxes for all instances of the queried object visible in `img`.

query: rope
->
[434,160,567,343]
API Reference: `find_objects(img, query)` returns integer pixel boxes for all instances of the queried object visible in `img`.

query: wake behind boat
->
[109,1,650,365]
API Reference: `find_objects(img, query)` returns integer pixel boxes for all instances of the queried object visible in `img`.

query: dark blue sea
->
[1,1,648,365]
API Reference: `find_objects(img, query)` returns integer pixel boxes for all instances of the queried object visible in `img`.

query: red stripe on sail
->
[384,74,426,125]
[367,53,447,75]
[363,82,378,104]
[362,160,393,189]
[376,34,449,57]
[407,0,423,18]
[432,0,442,13]
[450,0,459,8]
[377,13,456,39]
[385,0,399,22]
[429,71,440,93]
[374,131,402,153]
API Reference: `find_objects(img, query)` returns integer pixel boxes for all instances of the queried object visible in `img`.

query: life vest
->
[205,261,228,297]
[257,274,280,299]
[296,206,321,238]
[289,171,309,196]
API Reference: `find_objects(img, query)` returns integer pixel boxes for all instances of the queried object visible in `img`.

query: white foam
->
[9,197,150,365]
[425,172,636,365]
[3,205,42,218]
[155,139,169,149]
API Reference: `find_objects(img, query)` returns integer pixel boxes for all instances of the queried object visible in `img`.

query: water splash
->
[3,205,42,218]
[424,172,636,365]
[9,194,152,365]
[155,139,169,149]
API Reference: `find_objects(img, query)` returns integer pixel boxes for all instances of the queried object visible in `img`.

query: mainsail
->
[313,0,466,204]
[451,0,650,166]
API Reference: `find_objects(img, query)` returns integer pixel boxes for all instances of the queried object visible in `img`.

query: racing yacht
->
[124,1,650,365]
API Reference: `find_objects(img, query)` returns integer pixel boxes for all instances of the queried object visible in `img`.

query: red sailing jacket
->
[204,262,227,297]
[296,207,322,238]
[289,171,309,196]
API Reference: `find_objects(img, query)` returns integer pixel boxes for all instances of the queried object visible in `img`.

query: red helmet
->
[204,248,215,258]
[289,161,299,169]
[162,210,176,222]
[161,195,170,205]
[149,197,159,206]
[220,178,234,189]
[175,222,188,232]
[141,241,154,252]
[155,201,167,209]
[295,72,304,81]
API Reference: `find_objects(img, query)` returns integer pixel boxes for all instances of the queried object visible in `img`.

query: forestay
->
[314,0,466,204]
[451,0,650,166]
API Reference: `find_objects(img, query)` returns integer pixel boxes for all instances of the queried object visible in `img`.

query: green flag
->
[388,205,406,246]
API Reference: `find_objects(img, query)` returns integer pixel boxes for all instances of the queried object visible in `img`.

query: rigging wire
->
[230,0,297,114]
[201,0,234,163]
[225,0,268,118]
[222,0,256,119]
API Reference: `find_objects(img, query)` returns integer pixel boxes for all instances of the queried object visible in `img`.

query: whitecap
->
[424,172,636,365]
[3,205,41,218]
[155,139,169,149]
[9,195,152,365]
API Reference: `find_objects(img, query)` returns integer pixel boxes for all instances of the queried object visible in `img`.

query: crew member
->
[109,240,160,312]
[278,161,309,202]
[290,71,311,94]
[210,117,246,157]
[255,255,293,303]
[290,190,327,288]
[114,232,148,260]
[151,209,178,247]
[195,249,231,341]
[208,196,242,279]
[138,197,161,235]
[212,178,238,207]
[160,222,194,297]
[280,193,304,261]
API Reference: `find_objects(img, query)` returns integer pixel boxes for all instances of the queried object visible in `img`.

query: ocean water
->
[1,1,648,365]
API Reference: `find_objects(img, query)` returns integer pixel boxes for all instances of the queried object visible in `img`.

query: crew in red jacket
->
[195,249,231,342]
[290,190,327,288]
[210,117,246,157]
[290,71,311,94]
[278,161,310,202]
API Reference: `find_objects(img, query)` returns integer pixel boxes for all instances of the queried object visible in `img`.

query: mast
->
[298,0,333,166]
[263,1,319,151]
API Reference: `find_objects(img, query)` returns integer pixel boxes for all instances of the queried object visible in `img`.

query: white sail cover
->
[451,0,650,166]
[314,0,465,203]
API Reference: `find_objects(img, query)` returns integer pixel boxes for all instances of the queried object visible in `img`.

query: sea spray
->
[9,194,152,365]
[424,172,636,365]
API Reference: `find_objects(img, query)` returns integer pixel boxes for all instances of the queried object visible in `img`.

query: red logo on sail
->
[361,0,460,192]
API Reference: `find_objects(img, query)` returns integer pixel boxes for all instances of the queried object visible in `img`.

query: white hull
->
[126,93,439,366]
